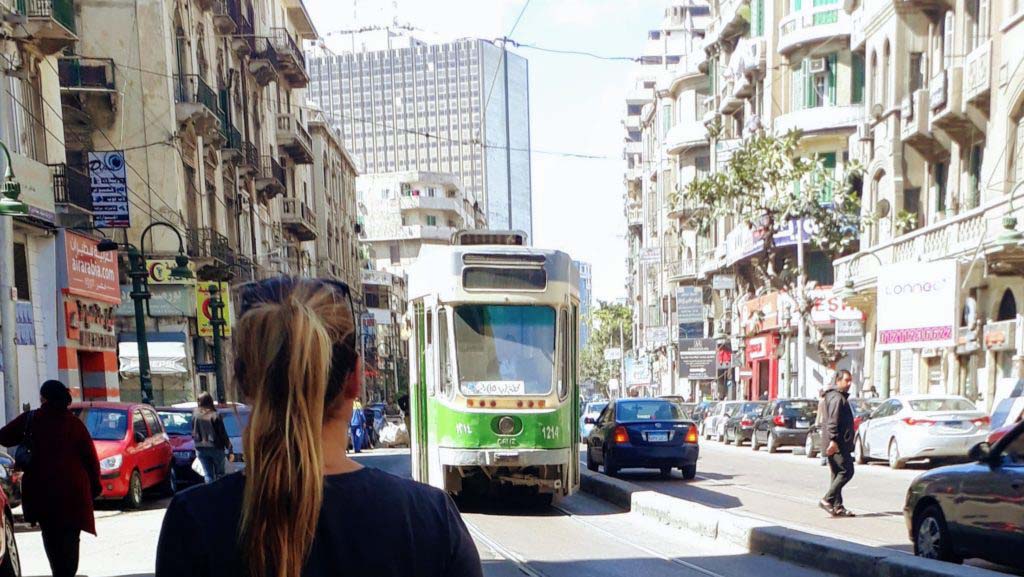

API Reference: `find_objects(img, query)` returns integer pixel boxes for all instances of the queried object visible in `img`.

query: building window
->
[389,243,401,265]
[934,161,947,215]
[968,144,983,209]
[13,242,29,301]
[851,52,865,104]
[908,53,924,94]
[426,215,438,226]
[751,0,765,36]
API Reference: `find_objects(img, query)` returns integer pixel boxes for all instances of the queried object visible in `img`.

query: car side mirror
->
[134,431,147,444]
[968,441,992,463]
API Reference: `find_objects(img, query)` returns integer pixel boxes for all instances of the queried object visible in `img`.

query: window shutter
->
[1016,117,1024,184]
[979,0,989,42]
[852,52,865,104]
[943,12,954,69]
[827,54,838,105]
[804,60,815,108]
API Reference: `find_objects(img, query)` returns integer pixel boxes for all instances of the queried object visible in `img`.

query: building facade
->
[575,260,593,350]
[307,37,533,238]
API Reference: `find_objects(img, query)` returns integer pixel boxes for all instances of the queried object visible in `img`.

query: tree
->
[579,302,633,397]
[674,129,863,365]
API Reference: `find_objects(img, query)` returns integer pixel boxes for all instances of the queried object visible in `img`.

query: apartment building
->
[307,36,533,239]
[835,0,1024,409]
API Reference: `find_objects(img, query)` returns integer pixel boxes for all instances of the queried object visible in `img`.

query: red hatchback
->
[71,402,173,509]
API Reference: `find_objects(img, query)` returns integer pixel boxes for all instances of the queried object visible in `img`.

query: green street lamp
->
[0,142,26,217]
[99,222,192,404]
[835,250,884,301]
[1,141,26,424]
[994,181,1024,248]
[207,283,227,403]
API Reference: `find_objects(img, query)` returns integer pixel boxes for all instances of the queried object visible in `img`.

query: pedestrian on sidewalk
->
[192,392,232,483]
[816,388,828,467]
[0,380,101,577]
[350,399,366,453]
[156,277,482,577]
[819,370,857,518]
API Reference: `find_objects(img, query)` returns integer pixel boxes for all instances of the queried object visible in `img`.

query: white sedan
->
[855,395,989,469]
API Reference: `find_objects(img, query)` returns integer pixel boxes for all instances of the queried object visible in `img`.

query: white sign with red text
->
[877,261,958,350]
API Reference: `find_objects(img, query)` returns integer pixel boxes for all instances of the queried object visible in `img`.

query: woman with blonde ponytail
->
[155,277,482,577]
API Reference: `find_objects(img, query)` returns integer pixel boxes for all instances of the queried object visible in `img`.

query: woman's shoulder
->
[168,473,246,520]
[329,467,453,514]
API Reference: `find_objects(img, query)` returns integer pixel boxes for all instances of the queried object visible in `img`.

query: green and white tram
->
[405,231,580,500]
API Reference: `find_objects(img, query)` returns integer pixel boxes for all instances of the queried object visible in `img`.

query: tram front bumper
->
[438,447,571,468]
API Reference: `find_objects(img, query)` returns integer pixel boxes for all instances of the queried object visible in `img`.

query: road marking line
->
[464,519,549,577]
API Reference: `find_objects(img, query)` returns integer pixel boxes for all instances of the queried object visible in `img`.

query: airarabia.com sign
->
[877,261,958,350]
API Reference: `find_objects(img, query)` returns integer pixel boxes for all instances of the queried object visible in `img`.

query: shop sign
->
[65,298,118,351]
[983,320,1017,352]
[746,335,769,361]
[678,338,717,380]
[146,259,196,285]
[676,286,703,339]
[629,356,651,385]
[5,152,55,224]
[741,292,781,334]
[361,270,393,286]
[603,347,622,361]
[835,319,864,350]
[955,326,980,355]
[116,285,194,317]
[368,308,394,326]
[877,261,957,350]
[196,282,232,337]
[646,326,670,346]
[64,232,121,304]
[808,287,862,326]
[640,247,660,264]
[89,151,130,228]
[726,219,817,265]
[712,274,736,291]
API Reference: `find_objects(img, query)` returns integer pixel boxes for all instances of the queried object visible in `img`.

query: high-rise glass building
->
[307,36,533,239]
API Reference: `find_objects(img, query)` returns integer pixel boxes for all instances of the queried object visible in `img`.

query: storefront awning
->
[118,332,188,376]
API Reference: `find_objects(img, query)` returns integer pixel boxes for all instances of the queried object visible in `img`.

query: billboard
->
[676,286,704,339]
[89,151,130,228]
[679,338,718,380]
[877,261,957,350]
[196,282,233,337]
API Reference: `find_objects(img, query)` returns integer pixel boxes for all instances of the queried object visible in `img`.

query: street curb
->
[578,470,1005,577]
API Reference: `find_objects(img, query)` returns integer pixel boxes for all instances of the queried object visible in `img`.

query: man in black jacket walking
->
[819,370,856,517]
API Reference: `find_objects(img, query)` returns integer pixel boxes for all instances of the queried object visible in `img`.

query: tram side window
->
[425,310,434,396]
[559,309,570,400]
[438,308,453,397]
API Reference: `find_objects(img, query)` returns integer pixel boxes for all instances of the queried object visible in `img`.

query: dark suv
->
[751,398,818,453]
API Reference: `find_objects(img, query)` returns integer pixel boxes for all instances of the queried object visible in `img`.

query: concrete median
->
[578,470,1005,577]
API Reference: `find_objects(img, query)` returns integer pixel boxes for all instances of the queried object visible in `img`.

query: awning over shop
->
[118,332,188,376]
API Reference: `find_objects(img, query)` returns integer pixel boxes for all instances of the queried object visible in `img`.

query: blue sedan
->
[585,398,699,479]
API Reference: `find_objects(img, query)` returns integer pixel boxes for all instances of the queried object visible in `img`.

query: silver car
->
[855,395,989,469]
[703,401,746,442]
[579,401,608,442]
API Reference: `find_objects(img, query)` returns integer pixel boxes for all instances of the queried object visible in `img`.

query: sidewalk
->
[578,470,1010,577]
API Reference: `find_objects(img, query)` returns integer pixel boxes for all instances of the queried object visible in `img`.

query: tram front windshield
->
[454,304,556,396]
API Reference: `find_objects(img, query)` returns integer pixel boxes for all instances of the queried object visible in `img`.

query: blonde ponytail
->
[231,279,356,577]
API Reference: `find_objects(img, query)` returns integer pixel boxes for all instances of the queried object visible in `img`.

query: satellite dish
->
[874,199,891,219]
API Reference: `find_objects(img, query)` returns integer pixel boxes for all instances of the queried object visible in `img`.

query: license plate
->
[173,451,192,460]
[942,421,967,429]
[797,420,809,428]
[647,432,669,442]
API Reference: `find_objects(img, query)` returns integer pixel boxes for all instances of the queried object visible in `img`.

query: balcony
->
[773,105,863,136]
[271,28,309,88]
[211,0,237,35]
[282,197,318,241]
[49,163,93,228]
[255,155,285,200]
[233,254,256,283]
[664,122,708,155]
[276,113,313,164]
[901,89,946,162]
[219,119,244,163]
[399,194,463,214]
[627,206,643,229]
[929,68,974,145]
[963,40,991,113]
[188,227,234,266]
[667,199,701,222]
[238,141,259,175]
[58,57,117,145]
[249,37,280,87]
[398,225,457,242]
[777,3,850,58]
[705,0,749,46]
[230,3,255,57]
[666,259,698,282]
[174,74,222,142]
[10,0,77,55]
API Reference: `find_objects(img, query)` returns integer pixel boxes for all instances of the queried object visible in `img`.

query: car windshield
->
[74,408,128,441]
[908,398,977,412]
[454,305,556,395]
[158,411,192,436]
[585,402,608,416]
[739,402,764,414]
[617,401,683,421]
[220,410,249,437]
[780,401,817,418]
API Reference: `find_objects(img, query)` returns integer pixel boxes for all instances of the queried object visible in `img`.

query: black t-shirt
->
[155,467,483,577]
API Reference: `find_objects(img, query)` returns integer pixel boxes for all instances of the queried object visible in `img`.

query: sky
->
[304,0,669,303]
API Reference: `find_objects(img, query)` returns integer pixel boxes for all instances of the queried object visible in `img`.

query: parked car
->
[691,401,720,429]
[172,402,251,472]
[702,401,747,442]
[579,400,608,442]
[585,398,699,479]
[156,408,203,490]
[990,395,1024,430]
[71,402,173,509]
[804,398,883,459]
[722,401,768,446]
[750,398,818,453]
[658,396,696,419]
[904,419,1024,567]
[0,482,19,576]
[855,395,989,469]
[0,451,21,510]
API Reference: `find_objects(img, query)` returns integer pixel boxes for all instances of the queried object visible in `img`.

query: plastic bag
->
[191,455,206,478]
[380,422,410,447]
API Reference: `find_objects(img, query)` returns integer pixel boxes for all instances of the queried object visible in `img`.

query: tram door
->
[410,301,431,483]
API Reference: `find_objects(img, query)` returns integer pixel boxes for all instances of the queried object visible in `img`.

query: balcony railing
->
[188,227,233,264]
[240,141,259,170]
[777,2,849,56]
[255,155,286,199]
[234,254,255,282]
[963,40,991,111]
[16,0,75,32]
[12,0,76,54]
[174,74,220,115]
[282,197,318,241]
[49,163,93,213]
[230,2,255,55]
[276,112,313,164]
[666,259,698,281]
[58,57,116,91]
[212,0,238,34]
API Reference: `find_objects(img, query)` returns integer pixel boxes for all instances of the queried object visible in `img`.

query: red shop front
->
[745,333,780,400]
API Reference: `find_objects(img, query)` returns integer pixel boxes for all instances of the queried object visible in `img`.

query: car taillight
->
[853,416,863,431]
[685,425,698,444]
[740,418,753,427]
[903,417,935,427]
[972,416,990,427]
[773,415,785,427]
[613,426,629,444]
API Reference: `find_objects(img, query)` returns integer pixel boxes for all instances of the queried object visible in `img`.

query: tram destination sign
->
[463,380,526,396]
[678,338,718,380]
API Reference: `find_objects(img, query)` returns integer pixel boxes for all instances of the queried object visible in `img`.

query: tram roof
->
[407,244,579,301]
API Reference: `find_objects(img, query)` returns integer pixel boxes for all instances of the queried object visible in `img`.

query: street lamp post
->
[0,141,27,423]
[99,222,191,405]
[208,283,227,403]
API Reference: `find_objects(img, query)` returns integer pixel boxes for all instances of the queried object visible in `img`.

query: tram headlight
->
[497,416,516,436]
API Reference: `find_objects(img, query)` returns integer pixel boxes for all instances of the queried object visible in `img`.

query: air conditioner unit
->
[857,122,873,142]
[808,58,828,75]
